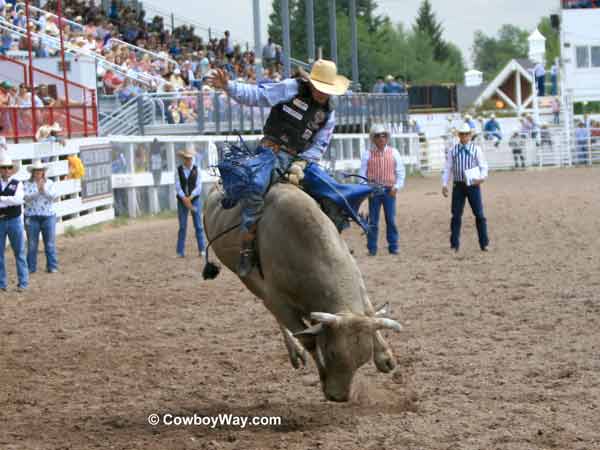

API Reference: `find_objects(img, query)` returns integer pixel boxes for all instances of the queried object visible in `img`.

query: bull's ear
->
[374,302,391,317]
[294,323,323,336]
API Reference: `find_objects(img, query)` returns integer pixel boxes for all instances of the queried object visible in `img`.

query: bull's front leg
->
[279,324,308,369]
[262,296,309,370]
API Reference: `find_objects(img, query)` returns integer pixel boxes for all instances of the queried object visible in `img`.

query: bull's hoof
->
[374,349,396,373]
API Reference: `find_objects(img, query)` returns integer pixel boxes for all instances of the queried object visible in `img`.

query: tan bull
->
[203,183,401,402]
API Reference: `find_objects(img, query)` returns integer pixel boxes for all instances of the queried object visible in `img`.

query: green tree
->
[413,0,448,61]
[472,24,529,81]
[267,0,466,90]
[537,17,560,66]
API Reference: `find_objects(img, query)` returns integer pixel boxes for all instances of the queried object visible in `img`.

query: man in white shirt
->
[441,123,490,252]
[359,124,405,255]
[0,142,29,291]
[534,62,546,97]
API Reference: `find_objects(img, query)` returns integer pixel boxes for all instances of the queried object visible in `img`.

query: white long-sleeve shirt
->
[441,142,489,187]
[226,78,336,161]
[0,176,24,208]
[175,165,202,199]
[359,145,405,190]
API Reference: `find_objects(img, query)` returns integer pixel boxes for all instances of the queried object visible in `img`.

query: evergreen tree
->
[413,0,448,61]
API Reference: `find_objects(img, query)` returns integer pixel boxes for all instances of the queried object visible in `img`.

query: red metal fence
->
[0,55,98,142]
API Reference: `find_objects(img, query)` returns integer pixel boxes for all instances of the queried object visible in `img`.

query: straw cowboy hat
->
[177,148,196,159]
[299,59,350,96]
[369,123,389,141]
[35,122,62,141]
[458,123,472,134]
[0,150,13,167]
[27,160,48,173]
[385,74,394,82]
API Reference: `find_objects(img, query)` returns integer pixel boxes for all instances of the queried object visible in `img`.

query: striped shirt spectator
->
[360,145,405,189]
[442,142,488,185]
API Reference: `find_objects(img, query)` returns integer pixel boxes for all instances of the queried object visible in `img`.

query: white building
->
[560,6,600,102]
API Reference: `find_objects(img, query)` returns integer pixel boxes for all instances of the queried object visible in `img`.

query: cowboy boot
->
[238,231,256,277]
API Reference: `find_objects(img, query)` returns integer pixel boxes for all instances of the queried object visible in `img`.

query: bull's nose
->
[325,391,349,402]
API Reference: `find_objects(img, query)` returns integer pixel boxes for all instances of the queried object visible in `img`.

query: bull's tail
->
[201,221,242,280]
[202,249,221,280]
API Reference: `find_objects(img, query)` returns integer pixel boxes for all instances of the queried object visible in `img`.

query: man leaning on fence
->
[0,138,28,292]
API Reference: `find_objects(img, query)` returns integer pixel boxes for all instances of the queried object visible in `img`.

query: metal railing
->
[14,1,179,69]
[0,54,98,141]
[423,127,600,173]
[1,105,98,142]
[99,90,409,136]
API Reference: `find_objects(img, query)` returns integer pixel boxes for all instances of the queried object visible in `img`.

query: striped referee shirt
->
[441,142,489,187]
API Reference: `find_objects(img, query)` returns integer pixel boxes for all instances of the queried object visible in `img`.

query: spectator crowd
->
[1,0,287,109]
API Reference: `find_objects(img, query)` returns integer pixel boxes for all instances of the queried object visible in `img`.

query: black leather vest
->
[177,165,199,201]
[263,79,332,153]
[0,179,22,219]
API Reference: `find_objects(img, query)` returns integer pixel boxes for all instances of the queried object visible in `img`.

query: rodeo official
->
[441,123,490,252]
[206,59,349,277]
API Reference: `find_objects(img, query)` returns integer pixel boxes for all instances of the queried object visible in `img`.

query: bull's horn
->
[294,323,323,336]
[373,317,403,332]
[374,302,391,317]
[310,312,340,325]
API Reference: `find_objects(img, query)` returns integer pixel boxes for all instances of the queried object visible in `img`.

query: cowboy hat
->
[27,160,48,172]
[0,150,13,167]
[177,148,196,159]
[370,123,389,140]
[302,59,350,96]
[385,74,394,82]
[35,122,62,141]
[458,123,472,134]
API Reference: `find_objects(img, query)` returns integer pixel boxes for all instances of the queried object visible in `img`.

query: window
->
[592,46,600,68]
[576,46,589,68]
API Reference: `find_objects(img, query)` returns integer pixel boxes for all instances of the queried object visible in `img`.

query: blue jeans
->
[240,148,295,232]
[177,198,205,256]
[26,215,58,273]
[537,75,546,96]
[450,182,489,250]
[367,188,398,254]
[551,74,557,96]
[0,216,29,289]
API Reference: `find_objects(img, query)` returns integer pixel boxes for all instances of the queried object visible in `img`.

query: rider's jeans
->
[240,148,295,233]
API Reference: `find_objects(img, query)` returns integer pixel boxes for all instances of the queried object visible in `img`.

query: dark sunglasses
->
[374,133,388,138]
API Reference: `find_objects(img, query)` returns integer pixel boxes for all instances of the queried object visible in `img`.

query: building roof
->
[473,59,535,109]
[528,28,546,42]
[457,84,488,112]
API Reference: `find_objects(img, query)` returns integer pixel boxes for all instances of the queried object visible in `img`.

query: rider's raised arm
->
[226,78,299,107]
[301,111,336,162]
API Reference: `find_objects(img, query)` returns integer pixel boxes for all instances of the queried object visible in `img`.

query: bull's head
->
[295,310,401,402]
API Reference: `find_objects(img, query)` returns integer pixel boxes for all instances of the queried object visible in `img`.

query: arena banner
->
[79,144,113,201]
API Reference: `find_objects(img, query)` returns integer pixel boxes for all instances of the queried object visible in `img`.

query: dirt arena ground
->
[1,168,599,450]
